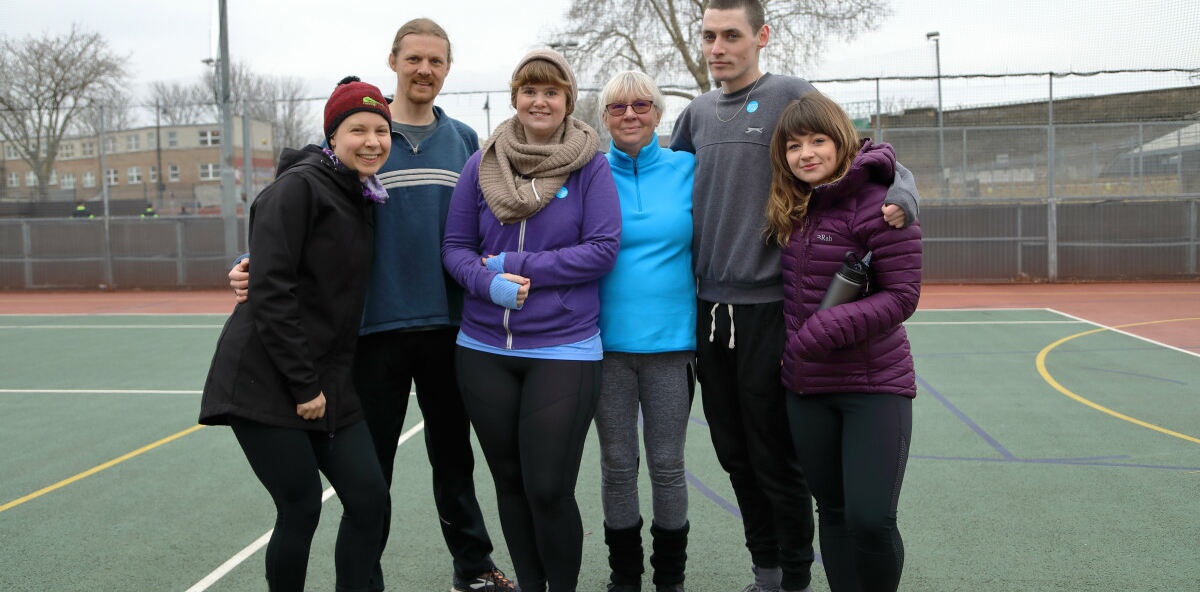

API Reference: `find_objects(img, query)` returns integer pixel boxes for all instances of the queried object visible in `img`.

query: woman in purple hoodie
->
[766,92,922,592]
[441,49,620,592]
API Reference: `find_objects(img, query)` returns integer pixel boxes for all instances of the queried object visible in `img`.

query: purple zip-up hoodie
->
[781,140,923,397]
[442,150,621,350]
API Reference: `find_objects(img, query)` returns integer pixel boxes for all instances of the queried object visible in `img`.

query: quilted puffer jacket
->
[780,139,922,397]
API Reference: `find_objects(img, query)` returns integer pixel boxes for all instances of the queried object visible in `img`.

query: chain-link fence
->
[2,70,1197,288]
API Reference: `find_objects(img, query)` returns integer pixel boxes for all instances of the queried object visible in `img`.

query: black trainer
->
[452,567,520,592]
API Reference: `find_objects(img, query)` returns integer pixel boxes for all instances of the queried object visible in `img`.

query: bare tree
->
[0,25,129,200]
[72,86,137,137]
[148,62,317,162]
[555,0,889,98]
[148,80,213,125]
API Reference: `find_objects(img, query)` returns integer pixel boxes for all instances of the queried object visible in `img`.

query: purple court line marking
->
[688,416,709,428]
[685,469,742,518]
[915,373,1016,460]
[916,346,1165,359]
[1080,366,1187,386]
[912,455,1200,471]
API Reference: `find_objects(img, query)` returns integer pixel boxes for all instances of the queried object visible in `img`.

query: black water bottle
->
[818,251,872,310]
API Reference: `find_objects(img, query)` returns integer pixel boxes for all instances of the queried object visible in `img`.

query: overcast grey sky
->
[3,0,1196,136]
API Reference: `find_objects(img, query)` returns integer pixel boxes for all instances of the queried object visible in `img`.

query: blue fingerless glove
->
[489,274,521,309]
[485,252,507,273]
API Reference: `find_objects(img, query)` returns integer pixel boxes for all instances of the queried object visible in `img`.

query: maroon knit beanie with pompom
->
[323,76,391,140]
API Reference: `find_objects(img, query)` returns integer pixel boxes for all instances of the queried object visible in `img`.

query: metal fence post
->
[1016,206,1023,277]
[1048,198,1058,281]
[1189,198,1197,275]
[22,220,32,289]
[176,219,186,286]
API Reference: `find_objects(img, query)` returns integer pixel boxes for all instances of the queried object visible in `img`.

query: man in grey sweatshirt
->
[668,2,919,591]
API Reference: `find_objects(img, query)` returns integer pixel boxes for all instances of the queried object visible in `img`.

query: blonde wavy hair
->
[765,92,862,245]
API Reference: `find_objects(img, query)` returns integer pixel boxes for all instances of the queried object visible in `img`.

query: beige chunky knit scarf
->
[477,115,599,224]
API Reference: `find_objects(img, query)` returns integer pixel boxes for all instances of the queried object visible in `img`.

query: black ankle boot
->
[649,521,688,591]
[604,518,644,591]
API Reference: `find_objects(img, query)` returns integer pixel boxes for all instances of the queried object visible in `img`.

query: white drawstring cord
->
[707,303,736,349]
[727,304,736,349]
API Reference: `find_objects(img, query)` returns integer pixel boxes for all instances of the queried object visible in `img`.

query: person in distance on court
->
[593,70,695,592]
[199,77,393,592]
[441,49,620,592]
[768,92,922,592]
[229,19,518,592]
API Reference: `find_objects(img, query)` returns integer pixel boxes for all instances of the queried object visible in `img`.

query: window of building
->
[48,170,57,185]
[199,163,220,180]
[83,171,96,188]
[168,164,180,182]
[147,132,156,149]
[127,135,140,151]
[81,142,95,157]
[62,173,76,189]
[105,169,119,186]
[127,167,141,184]
[167,131,178,148]
[149,165,158,183]
[199,130,221,146]
[26,171,37,186]
[59,142,74,158]
[4,145,17,160]
[104,138,116,153]
[6,172,17,187]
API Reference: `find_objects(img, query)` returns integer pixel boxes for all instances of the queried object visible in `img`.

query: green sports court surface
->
[1,300,1197,591]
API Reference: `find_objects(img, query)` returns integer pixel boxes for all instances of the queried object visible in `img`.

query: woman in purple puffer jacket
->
[765,92,922,592]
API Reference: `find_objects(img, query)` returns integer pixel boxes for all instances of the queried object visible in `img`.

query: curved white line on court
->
[184,421,426,592]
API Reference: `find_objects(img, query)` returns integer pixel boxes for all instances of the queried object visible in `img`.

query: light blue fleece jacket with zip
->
[599,134,697,353]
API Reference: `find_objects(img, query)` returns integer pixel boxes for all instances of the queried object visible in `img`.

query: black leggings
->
[455,347,600,592]
[785,393,912,592]
[230,418,389,592]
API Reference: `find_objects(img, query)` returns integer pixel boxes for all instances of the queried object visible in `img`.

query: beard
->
[403,79,439,104]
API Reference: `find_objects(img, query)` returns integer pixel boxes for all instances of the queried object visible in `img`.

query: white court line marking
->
[1045,308,1200,359]
[0,389,202,394]
[0,389,419,395]
[0,313,229,317]
[184,421,426,592]
[0,325,222,329]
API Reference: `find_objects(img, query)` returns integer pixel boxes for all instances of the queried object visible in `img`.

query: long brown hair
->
[765,92,861,245]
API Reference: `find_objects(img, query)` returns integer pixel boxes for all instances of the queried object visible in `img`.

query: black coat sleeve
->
[246,173,322,405]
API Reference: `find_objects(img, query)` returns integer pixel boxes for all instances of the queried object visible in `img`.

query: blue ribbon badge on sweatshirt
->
[747,101,759,113]
[555,187,569,199]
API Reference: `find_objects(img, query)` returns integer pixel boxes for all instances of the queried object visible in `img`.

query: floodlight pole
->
[218,0,238,263]
[927,31,945,198]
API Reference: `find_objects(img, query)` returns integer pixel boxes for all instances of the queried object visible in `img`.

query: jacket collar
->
[606,133,661,171]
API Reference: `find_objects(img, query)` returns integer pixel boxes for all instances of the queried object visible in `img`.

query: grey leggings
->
[595,351,694,530]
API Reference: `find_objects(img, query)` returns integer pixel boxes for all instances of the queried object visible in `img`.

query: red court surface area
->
[2,282,1197,350]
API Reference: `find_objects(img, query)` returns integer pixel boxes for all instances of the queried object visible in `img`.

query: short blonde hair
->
[599,71,664,118]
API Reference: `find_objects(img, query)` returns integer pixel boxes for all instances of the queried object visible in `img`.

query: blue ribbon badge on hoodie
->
[747,101,759,113]
[555,187,569,199]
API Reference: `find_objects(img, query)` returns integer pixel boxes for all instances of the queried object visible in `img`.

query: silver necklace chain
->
[715,74,763,123]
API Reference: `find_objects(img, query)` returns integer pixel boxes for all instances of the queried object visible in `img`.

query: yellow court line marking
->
[0,424,206,513]
[1036,318,1200,445]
